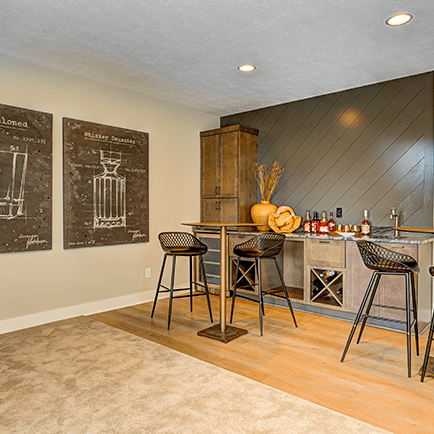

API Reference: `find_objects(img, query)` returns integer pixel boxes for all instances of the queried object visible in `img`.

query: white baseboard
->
[0,291,158,335]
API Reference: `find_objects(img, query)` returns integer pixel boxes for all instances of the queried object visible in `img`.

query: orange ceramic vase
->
[250,201,278,231]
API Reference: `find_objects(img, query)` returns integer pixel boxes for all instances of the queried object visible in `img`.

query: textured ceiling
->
[1,0,433,116]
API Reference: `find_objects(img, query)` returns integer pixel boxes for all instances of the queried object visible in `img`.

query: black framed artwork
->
[0,103,52,253]
[63,118,149,249]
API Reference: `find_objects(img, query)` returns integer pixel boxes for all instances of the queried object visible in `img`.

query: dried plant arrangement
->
[254,161,284,203]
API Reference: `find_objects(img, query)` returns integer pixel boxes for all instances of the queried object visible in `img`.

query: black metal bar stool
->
[229,233,297,336]
[151,232,213,330]
[341,240,419,378]
[420,266,434,382]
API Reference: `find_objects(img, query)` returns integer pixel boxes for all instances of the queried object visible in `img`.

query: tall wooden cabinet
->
[200,125,258,223]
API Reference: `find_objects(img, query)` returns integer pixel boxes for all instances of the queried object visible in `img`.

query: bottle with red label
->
[328,211,336,232]
[319,211,329,234]
[311,211,320,234]
[303,210,312,234]
[361,209,371,235]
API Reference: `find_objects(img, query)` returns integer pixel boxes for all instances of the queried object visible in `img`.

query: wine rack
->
[310,268,343,307]
[231,258,257,296]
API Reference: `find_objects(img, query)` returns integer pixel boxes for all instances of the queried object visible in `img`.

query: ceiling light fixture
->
[386,13,413,26]
[238,64,256,72]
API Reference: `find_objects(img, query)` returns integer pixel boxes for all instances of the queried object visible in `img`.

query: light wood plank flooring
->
[90,295,434,434]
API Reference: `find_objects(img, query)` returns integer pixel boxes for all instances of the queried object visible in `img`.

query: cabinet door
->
[219,198,239,222]
[201,198,238,222]
[345,242,418,322]
[380,243,418,321]
[201,134,220,198]
[345,242,375,314]
[220,131,239,197]
[201,198,220,222]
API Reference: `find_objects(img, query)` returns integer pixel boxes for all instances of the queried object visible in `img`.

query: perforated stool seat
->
[420,266,434,382]
[151,232,213,330]
[341,240,419,378]
[229,233,297,336]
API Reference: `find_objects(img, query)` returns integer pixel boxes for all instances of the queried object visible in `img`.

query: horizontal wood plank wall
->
[221,72,434,227]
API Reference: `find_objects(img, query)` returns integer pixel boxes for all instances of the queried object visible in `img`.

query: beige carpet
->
[0,316,392,434]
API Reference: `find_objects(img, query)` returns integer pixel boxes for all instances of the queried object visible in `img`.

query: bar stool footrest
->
[361,314,416,326]
[371,303,408,312]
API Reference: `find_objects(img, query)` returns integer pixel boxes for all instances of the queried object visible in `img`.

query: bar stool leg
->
[405,273,412,378]
[259,261,265,318]
[200,256,213,323]
[410,272,419,355]
[230,257,241,324]
[189,257,193,313]
[356,273,381,344]
[257,258,264,336]
[151,254,167,318]
[341,272,378,363]
[167,255,177,330]
[421,313,434,382]
[274,257,297,328]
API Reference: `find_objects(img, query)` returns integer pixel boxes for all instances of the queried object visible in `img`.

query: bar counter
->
[192,226,434,332]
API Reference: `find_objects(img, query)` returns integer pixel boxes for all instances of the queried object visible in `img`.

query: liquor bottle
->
[311,211,320,234]
[328,211,336,232]
[303,210,312,234]
[361,209,371,235]
[319,211,328,234]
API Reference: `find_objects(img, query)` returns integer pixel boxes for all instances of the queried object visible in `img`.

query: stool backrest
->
[158,232,207,254]
[239,233,286,257]
[356,240,416,272]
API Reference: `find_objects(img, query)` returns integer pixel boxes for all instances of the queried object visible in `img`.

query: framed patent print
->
[63,118,149,249]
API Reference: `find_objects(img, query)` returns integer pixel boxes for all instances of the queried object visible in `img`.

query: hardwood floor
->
[90,295,434,434]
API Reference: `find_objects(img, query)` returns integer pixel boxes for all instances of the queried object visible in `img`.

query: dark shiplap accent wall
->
[221,73,434,227]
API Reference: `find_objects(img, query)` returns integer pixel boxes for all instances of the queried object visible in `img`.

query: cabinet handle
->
[215,201,219,211]
[215,186,218,195]
[319,240,330,244]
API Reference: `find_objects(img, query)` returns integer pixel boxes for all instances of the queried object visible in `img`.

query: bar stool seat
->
[420,266,434,382]
[341,240,419,378]
[151,232,213,330]
[230,233,297,336]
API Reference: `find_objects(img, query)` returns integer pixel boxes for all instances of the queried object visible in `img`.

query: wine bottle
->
[320,270,336,280]
[303,210,312,234]
[311,211,320,234]
[361,209,371,235]
[311,277,324,297]
[319,211,328,234]
[328,211,336,232]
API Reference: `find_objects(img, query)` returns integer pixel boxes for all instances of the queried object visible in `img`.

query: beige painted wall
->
[0,54,219,329]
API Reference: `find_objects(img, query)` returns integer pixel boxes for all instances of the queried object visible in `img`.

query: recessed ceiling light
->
[238,64,256,72]
[386,13,413,26]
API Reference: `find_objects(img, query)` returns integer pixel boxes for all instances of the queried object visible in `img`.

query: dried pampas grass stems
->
[254,161,283,202]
